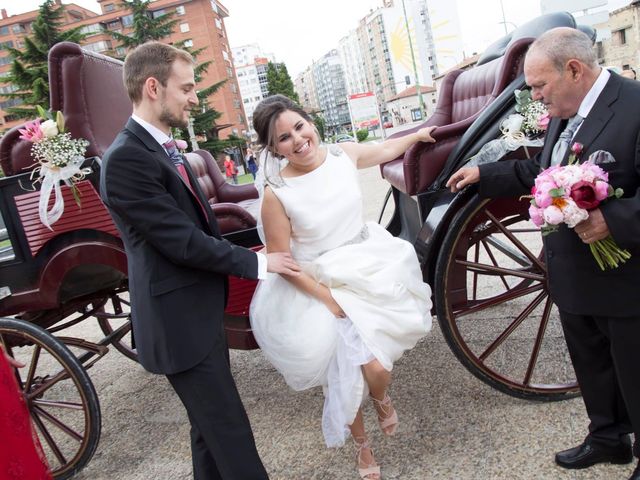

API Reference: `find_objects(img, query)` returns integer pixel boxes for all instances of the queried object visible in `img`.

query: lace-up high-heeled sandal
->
[370,393,398,436]
[353,436,381,480]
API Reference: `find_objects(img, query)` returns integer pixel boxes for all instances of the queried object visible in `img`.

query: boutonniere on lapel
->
[174,139,188,151]
[567,142,583,165]
[523,148,630,270]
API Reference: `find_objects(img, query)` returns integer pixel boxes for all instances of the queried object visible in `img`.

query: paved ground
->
[46,167,636,479]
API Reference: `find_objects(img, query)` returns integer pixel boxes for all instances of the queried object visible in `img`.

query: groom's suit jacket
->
[478,73,640,317]
[100,118,258,374]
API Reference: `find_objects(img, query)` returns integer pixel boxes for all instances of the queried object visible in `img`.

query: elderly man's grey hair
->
[527,27,597,71]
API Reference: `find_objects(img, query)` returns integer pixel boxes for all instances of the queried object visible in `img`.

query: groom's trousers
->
[167,343,268,479]
[560,311,640,457]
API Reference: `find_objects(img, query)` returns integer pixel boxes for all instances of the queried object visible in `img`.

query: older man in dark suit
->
[447,27,640,479]
[100,42,299,479]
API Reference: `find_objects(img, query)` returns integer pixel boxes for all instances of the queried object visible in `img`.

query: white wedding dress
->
[250,145,432,447]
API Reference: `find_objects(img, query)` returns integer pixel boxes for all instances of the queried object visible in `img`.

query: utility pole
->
[499,0,508,35]
[402,0,425,121]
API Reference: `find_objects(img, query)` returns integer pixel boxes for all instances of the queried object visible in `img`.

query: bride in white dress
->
[249,95,434,480]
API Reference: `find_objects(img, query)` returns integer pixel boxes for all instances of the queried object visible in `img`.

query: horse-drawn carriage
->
[0,12,589,479]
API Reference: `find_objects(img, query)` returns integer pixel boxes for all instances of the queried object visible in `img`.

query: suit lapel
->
[571,76,620,161]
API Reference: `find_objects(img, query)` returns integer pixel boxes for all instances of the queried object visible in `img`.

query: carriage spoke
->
[23,344,42,394]
[484,234,533,267]
[33,405,84,442]
[479,289,548,361]
[33,398,84,410]
[26,368,72,400]
[480,238,511,290]
[472,241,480,300]
[523,295,554,385]
[456,259,545,281]
[31,411,68,466]
[454,283,544,317]
[483,209,547,271]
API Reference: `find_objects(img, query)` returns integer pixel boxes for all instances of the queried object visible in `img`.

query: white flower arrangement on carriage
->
[18,106,91,230]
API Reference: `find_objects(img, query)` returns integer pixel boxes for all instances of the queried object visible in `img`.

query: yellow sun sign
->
[389,17,422,73]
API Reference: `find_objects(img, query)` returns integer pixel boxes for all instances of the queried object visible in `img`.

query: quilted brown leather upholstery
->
[381,37,531,195]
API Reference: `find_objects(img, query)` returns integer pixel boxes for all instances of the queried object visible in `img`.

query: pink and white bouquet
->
[527,143,631,270]
[19,106,90,229]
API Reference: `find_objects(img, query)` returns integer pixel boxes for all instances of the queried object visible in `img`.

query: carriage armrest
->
[210,202,257,234]
[0,122,38,177]
[217,181,259,204]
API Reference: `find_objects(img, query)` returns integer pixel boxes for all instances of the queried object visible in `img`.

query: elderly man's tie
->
[550,114,583,166]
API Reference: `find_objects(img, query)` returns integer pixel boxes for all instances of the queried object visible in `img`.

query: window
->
[107,20,121,30]
[0,56,11,66]
[176,5,186,15]
[210,1,219,14]
[12,24,25,34]
[183,39,193,48]
[104,3,115,12]
[0,26,9,36]
[215,18,222,29]
[180,23,190,33]
[222,50,229,61]
[151,9,166,18]
[0,84,17,94]
[613,28,627,46]
[83,40,111,53]
[122,14,134,27]
[116,47,126,57]
[80,23,102,35]
[0,41,14,51]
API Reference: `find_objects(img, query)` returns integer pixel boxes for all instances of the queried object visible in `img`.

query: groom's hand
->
[575,208,610,244]
[266,252,301,276]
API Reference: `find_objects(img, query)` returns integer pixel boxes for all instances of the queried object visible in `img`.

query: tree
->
[3,0,85,118]
[109,0,179,51]
[266,62,299,103]
[311,112,326,141]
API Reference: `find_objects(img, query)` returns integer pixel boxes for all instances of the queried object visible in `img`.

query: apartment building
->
[231,43,274,129]
[0,0,246,138]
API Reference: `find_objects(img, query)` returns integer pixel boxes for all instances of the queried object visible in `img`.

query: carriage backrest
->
[381,11,578,196]
[0,42,131,177]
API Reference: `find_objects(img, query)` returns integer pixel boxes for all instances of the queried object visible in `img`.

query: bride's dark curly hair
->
[252,94,316,158]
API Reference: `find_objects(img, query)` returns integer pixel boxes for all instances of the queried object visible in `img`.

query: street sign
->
[348,92,380,130]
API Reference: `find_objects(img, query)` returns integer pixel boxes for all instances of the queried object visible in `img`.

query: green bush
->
[356,129,369,142]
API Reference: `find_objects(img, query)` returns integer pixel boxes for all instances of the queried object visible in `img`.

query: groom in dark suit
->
[100,42,299,479]
[447,27,640,479]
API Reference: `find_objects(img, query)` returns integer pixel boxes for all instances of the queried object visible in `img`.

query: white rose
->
[41,119,59,138]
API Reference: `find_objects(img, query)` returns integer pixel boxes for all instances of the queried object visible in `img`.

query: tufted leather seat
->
[381,11,578,196]
[186,150,258,233]
[0,42,257,235]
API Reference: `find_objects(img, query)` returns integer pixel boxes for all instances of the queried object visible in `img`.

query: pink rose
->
[533,180,557,208]
[537,113,550,130]
[543,205,564,225]
[571,142,583,156]
[594,180,609,201]
[569,180,601,210]
[175,139,188,150]
[528,205,544,227]
[18,119,44,142]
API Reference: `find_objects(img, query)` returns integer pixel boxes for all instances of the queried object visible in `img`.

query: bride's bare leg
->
[362,359,398,436]
[350,409,380,479]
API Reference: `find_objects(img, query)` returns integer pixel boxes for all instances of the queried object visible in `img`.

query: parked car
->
[335,134,355,143]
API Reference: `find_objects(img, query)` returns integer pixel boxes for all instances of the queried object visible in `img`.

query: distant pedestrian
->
[224,154,238,184]
[246,148,258,179]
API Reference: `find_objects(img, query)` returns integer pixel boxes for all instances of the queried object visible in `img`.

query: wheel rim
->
[0,322,100,478]
[440,197,579,398]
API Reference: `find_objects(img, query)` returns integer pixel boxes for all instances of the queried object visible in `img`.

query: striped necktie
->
[163,139,208,220]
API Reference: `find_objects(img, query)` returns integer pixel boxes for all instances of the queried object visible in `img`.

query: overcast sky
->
[4,0,633,76]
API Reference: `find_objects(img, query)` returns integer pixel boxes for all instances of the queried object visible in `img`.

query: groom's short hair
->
[123,41,194,104]
[527,27,597,72]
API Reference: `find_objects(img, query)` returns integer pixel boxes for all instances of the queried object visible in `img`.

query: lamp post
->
[187,116,199,151]
[401,0,425,120]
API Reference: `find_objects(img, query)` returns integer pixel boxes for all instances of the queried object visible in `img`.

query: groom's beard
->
[159,103,189,129]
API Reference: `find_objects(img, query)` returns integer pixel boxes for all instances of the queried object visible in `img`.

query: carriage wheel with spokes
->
[434,195,579,400]
[0,318,101,479]
[96,287,137,362]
